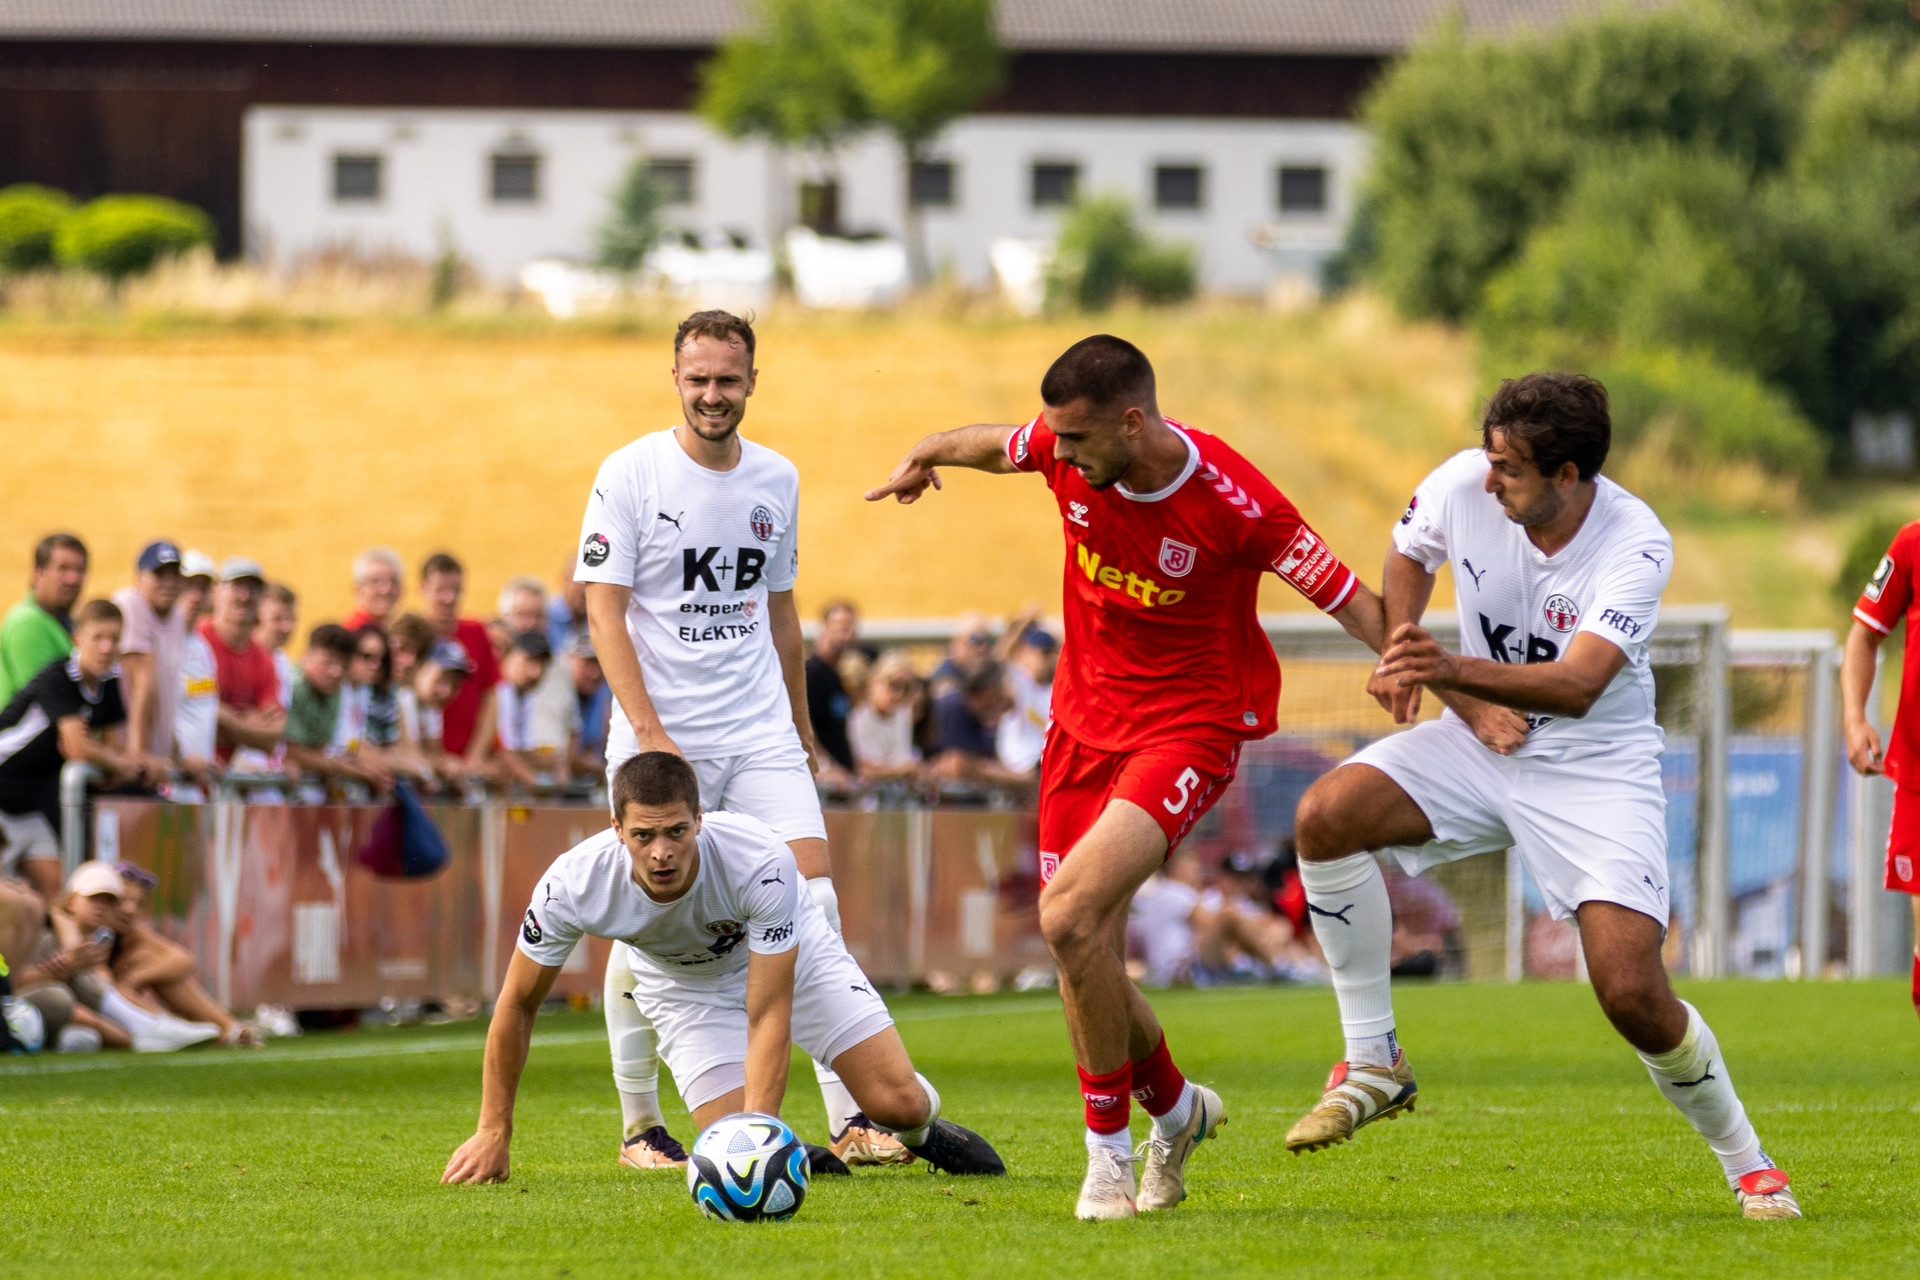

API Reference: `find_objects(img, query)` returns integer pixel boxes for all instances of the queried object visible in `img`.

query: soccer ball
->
[686,1112,809,1222]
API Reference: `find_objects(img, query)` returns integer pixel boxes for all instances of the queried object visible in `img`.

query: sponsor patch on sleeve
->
[521,908,543,945]
[1272,529,1339,595]
[1010,421,1034,467]
[1400,495,1419,525]
[1865,554,1895,602]
[581,533,609,567]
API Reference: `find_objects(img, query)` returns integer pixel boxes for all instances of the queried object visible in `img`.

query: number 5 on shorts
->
[1163,767,1200,815]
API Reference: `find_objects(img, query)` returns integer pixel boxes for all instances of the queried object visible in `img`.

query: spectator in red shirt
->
[196,558,283,763]
[419,552,498,767]
[343,548,404,632]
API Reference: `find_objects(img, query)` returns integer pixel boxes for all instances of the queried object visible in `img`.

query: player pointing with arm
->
[1285,373,1799,1221]
[442,753,1004,1185]
[869,335,1388,1220]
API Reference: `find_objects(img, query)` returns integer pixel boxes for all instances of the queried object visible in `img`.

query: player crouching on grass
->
[1285,372,1800,1221]
[441,752,1004,1186]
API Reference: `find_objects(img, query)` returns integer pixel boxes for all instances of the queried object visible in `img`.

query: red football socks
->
[1079,1063,1132,1134]
[1130,1034,1188,1118]
[1910,950,1919,1022]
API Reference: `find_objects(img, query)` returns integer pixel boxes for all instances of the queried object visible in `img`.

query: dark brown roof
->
[0,0,1664,55]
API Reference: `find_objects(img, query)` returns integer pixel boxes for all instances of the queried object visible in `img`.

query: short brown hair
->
[1041,335,1156,413]
[1482,373,1611,481]
[73,598,121,630]
[674,310,755,364]
[821,599,857,623]
[264,582,297,608]
[421,551,463,582]
[34,532,87,570]
[611,752,701,821]
[389,613,436,661]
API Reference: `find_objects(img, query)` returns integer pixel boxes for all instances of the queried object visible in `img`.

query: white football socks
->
[1151,1081,1197,1139]
[1299,852,1398,1065]
[619,1089,666,1140]
[1637,1001,1772,1187]
[604,941,664,1139]
[1086,1126,1132,1157]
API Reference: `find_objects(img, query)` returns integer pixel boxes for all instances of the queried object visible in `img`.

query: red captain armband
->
[1272,528,1347,603]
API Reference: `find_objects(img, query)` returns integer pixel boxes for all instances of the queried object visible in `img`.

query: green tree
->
[595,160,667,274]
[700,0,1002,284]
[54,195,212,282]
[0,184,74,272]
[1044,196,1195,311]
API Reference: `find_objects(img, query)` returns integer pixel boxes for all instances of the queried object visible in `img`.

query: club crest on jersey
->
[1038,852,1061,885]
[749,505,775,542]
[1158,538,1197,578]
[1896,855,1913,883]
[704,919,744,937]
[1543,594,1580,633]
[582,533,609,567]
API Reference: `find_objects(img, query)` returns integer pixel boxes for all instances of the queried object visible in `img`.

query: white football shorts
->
[1346,715,1670,925]
[605,732,827,845]
[631,899,894,1111]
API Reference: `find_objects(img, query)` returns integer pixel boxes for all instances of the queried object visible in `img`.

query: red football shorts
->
[1037,727,1240,887]
[1888,787,1920,895]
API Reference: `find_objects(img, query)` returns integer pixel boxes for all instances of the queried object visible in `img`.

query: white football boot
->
[1074,1145,1140,1220]
[1284,1049,1417,1153]
[1136,1084,1227,1211]
[1735,1168,1802,1220]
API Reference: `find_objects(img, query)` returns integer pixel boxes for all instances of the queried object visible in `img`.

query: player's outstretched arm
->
[442,950,561,1185]
[864,424,1020,504]
[742,946,797,1116]
[1841,620,1888,775]
[1379,623,1626,719]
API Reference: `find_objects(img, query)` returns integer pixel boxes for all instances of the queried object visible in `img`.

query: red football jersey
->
[1008,413,1357,752]
[1852,521,1920,786]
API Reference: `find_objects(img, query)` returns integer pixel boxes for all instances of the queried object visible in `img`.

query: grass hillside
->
[0,298,1905,631]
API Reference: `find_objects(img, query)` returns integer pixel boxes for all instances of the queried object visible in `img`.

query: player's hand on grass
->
[864,452,942,504]
[1845,717,1885,776]
[1378,623,1458,691]
[442,1129,512,1185]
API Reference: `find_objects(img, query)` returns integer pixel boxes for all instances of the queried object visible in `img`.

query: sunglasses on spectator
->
[115,863,159,892]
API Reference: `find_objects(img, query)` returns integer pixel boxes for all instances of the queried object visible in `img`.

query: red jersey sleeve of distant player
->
[1853,524,1919,638]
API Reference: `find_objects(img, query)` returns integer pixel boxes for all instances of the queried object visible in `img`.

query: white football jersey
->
[575,429,801,760]
[517,810,801,995]
[1393,449,1672,760]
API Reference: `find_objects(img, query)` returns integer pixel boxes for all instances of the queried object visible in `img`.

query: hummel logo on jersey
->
[1068,501,1090,527]
[1673,1063,1716,1088]
[1306,901,1355,925]
[657,511,684,531]
[1461,558,1487,589]
[683,546,767,592]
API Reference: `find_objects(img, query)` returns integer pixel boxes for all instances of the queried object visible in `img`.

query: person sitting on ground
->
[0,600,161,900]
[107,862,258,1046]
[1194,848,1323,983]
[1128,848,1207,988]
[490,631,558,788]
[17,861,219,1052]
[0,533,88,705]
[284,623,392,791]
[342,548,404,632]
[928,661,1029,786]
[848,651,923,782]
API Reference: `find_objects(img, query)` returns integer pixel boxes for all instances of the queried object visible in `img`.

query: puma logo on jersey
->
[1640,551,1665,569]
[657,511,684,530]
[1461,558,1487,589]
[1672,1063,1716,1088]
[1074,543,1188,608]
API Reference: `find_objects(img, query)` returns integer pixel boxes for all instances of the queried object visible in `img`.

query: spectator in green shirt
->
[0,533,88,704]
[285,624,390,791]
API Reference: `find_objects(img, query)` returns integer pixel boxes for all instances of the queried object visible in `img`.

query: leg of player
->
[1910,895,1920,1025]
[1579,902,1801,1220]
[604,944,687,1169]
[1286,764,1432,1154]
[790,835,908,1167]
[1040,800,1216,1220]
[823,1028,1006,1175]
[1116,910,1228,1213]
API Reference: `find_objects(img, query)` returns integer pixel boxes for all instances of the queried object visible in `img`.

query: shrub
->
[1045,196,1195,311]
[595,160,666,275]
[0,184,75,272]
[54,195,213,281]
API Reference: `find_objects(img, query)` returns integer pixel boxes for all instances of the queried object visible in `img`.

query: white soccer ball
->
[686,1112,809,1222]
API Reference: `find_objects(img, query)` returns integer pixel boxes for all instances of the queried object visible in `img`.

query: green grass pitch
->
[4,980,1915,1278]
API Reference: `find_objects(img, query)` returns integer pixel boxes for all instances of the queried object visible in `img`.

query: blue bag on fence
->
[355,782,450,878]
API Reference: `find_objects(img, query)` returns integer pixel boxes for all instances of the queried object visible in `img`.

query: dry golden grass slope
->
[0,299,1898,632]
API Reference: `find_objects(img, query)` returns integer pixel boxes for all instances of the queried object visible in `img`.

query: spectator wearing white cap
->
[343,548,404,632]
[178,550,216,626]
[111,540,188,764]
[196,558,283,765]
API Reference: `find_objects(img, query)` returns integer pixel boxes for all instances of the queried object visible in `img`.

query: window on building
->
[491,152,541,204]
[332,154,382,203]
[1031,162,1079,209]
[1154,165,1204,211]
[648,157,696,206]
[799,180,841,235]
[1278,165,1329,215]
[910,161,956,208]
